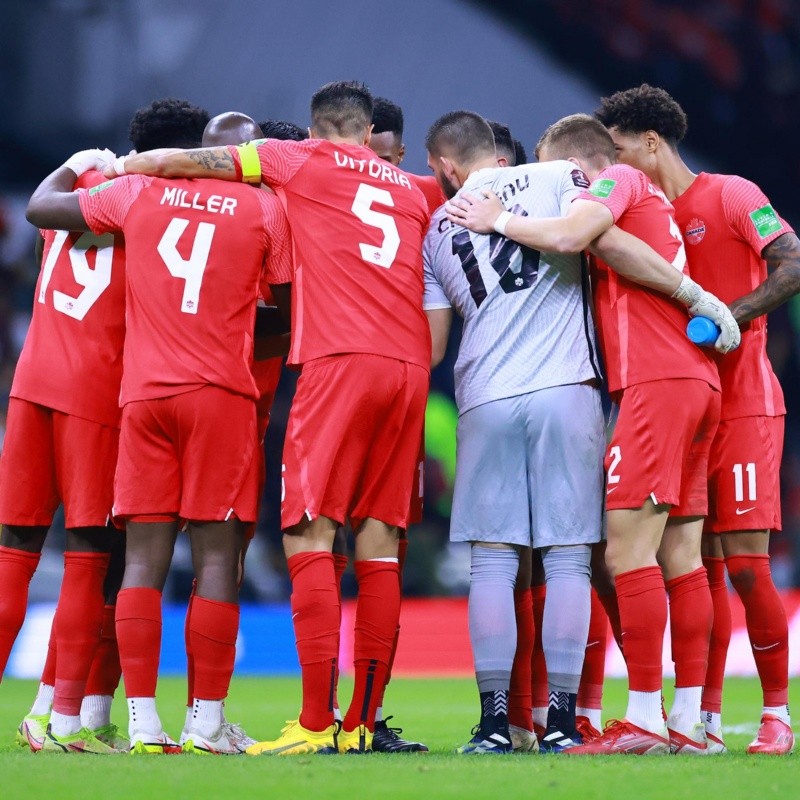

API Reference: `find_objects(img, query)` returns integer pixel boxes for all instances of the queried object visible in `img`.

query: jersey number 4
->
[157,218,215,314]
[451,205,540,307]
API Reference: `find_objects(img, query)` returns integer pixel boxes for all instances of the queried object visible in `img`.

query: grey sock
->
[541,544,591,694]
[469,545,519,693]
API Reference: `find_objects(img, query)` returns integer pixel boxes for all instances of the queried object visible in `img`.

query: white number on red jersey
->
[351,183,400,269]
[38,230,115,321]
[157,218,216,314]
[667,215,688,273]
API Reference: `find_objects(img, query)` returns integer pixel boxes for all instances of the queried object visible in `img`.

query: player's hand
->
[62,148,117,177]
[689,293,741,353]
[445,190,505,233]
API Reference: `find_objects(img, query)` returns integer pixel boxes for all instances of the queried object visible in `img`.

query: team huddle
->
[0,80,797,757]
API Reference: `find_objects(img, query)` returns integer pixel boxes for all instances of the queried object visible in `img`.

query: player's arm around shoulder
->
[106,146,238,181]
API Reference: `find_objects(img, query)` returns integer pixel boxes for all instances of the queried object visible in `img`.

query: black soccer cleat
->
[371,717,429,753]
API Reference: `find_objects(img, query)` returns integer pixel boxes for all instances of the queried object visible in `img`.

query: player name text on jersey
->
[333,151,412,189]
[160,187,238,215]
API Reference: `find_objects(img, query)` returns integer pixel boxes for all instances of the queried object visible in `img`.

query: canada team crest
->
[684,217,706,245]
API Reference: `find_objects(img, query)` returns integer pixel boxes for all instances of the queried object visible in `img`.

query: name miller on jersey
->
[160,186,238,216]
[333,151,412,189]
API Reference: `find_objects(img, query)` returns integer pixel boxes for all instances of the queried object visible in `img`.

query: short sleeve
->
[578,164,641,223]
[77,175,149,235]
[258,191,294,286]
[229,139,318,188]
[422,228,452,311]
[721,175,795,255]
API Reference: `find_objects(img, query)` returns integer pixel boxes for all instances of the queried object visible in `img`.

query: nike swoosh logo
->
[257,740,309,754]
[606,487,618,495]
[735,507,756,515]
[752,642,780,651]
[586,640,600,648]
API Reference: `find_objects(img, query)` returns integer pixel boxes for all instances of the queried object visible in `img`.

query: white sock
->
[668,686,703,731]
[703,710,722,735]
[49,710,82,737]
[533,706,548,730]
[189,699,224,737]
[30,683,54,716]
[334,706,342,722]
[764,704,791,725]
[127,697,162,736]
[577,706,602,731]
[80,695,113,730]
[626,690,664,733]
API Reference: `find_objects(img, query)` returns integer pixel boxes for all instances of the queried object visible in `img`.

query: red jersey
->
[409,174,446,215]
[230,138,431,370]
[11,170,126,428]
[672,173,789,419]
[581,164,719,394]
[79,175,292,405]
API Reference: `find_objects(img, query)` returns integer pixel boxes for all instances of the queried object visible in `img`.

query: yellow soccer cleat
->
[338,724,373,754]
[245,719,338,756]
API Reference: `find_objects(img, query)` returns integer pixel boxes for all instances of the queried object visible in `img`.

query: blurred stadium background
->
[1,0,799,676]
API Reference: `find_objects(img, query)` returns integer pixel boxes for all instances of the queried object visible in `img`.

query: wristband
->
[236,142,262,185]
[111,156,127,177]
[493,210,513,236]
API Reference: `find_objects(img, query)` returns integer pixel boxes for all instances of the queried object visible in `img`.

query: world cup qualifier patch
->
[589,178,616,198]
[749,204,782,238]
[88,180,115,195]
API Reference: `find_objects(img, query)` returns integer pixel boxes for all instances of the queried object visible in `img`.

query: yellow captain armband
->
[236,141,263,185]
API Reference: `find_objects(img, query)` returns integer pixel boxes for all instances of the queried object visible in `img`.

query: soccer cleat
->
[564,719,670,755]
[705,730,727,755]
[129,730,182,755]
[668,722,708,755]
[575,716,601,743]
[457,726,513,755]
[17,713,50,752]
[221,721,257,752]
[180,725,243,755]
[747,714,795,755]
[372,717,428,753]
[338,724,373,754]
[539,726,583,753]
[245,720,338,756]
[41,724,123,754]
[92,724,130,751]
[509,724,539,753]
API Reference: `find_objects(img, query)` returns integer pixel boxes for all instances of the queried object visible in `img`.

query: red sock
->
[375,538,407,712]
[578,588,608,711]
[726,554,788,707]
[615,566,667,692]
[84,604,121,697]
[188,595,239,701]
[509,588,534,730]
[0,547,41,680]
[116,587,162,697]
[596,587,623,654]
[41,620,57,686]
[184,581,197,707]
[343,559,400,732]
[52,552,110,715]
[701,556,730,713]
[288,552,340,731]
[530,584,548,716]
[665,567,712,688]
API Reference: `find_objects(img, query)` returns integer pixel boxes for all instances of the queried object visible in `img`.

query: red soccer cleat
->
[747,714,794,755]
[564,719,670,755]
[668,723,708,755]
[575,716,601,743]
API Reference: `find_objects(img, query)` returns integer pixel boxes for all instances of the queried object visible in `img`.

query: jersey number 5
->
[157,218,216,314]
[351,183,400,269]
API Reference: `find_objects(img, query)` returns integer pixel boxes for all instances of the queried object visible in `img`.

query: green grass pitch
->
[1,677,797,799]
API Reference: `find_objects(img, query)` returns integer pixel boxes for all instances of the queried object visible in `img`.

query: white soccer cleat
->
[509,724,539,753]
[668,721,709,755]
[180,725,244,755]
[221,721,257,752]
[129,730,182,755]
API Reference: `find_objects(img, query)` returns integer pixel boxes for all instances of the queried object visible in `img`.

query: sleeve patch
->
[749,204,782,238]
[588,178,616,198]
[570,168,590,189]
[88,180,114,195]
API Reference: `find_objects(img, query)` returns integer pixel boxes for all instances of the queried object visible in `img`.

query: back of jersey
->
[423,161,600,414]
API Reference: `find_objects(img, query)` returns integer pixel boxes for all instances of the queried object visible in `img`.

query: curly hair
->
[129,98,210,152]
[594,84,687,145]
[513,138,528,166]
[258,119,308,141]
[371,97,404,138]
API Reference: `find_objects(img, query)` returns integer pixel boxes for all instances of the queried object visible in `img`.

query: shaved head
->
[202,112,262,147]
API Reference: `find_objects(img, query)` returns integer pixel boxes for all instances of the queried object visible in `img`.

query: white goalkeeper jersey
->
[423,161,602,415]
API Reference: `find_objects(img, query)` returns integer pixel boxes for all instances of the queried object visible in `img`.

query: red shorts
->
[0,398,118,528]
[253,357,283,441]
[408,438,425,526]
[605,379,720,516]
[705,415,783,533]
[281,354,428,530]
[114,386,259,523]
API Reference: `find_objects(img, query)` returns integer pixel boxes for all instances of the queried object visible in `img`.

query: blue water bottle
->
[686,316,720,347]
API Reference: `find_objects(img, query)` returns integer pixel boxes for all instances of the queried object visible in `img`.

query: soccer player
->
[2,98,211,754]
[26,120,293,754]
[106,80,432,756]
[595,83,800,755]
[446,113,740,754]
[258,119,308,142]
[424,110,606,754]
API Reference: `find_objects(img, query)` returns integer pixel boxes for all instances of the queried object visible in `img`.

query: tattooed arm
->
[104,146,237,180]
[729,232,800,324]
